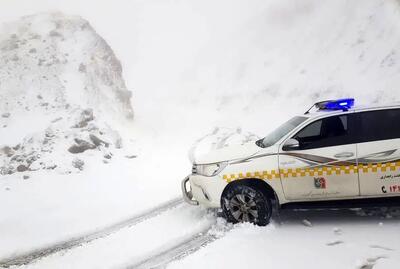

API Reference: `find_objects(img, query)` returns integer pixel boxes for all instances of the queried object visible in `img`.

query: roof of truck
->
[303,99,400,119]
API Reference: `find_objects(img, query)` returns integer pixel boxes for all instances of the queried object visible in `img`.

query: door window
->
[358,109,400,143]
[291,115,354,150]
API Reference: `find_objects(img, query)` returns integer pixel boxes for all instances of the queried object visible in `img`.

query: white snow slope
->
[1,0,400,268]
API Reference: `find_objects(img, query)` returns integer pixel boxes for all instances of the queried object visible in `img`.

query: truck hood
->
[194,141,262,164]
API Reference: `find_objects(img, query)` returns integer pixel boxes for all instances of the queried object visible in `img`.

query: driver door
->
[279,114,360,200]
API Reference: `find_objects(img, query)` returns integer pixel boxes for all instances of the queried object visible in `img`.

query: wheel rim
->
[228,193,258,223]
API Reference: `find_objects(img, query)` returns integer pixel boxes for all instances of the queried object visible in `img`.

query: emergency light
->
[305,98,355,114]
[323,98,355,110]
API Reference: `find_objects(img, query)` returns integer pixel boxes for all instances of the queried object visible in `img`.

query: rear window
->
[357,109,400,143]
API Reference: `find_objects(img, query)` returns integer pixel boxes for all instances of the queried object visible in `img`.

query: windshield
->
[256,116,307,148]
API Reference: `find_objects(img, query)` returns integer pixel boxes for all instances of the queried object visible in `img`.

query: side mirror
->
[282,138,300,151]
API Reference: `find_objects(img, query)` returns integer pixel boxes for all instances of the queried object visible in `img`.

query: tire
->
[221,184,272,226]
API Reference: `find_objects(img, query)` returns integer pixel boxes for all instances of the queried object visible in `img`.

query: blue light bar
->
[323,98,355,111]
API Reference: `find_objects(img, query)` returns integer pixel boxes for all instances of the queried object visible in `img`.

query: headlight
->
[193,162,228,177]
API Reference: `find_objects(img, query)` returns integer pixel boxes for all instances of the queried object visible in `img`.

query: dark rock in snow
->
[26,154,39,164]
[46,164,57,170]
[11,154,24,162]
[16,164,29,172]
[12,144,20,151]
[23,175,30,180]
[89,134,109,147]
[72,158,84,170]
[0,146,14,157]
[73,109,94,128]
[68,145,90,154]
[79,63,86,73]
[0,166,15,175]
[49,30,63,38]
[1,112,10,118]
[51,117,62,123]
[68,138,96,154]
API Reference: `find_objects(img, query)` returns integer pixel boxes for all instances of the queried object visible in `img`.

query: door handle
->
[334,152,354,158]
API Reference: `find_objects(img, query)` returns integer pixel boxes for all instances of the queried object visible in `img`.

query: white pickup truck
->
[182,99,400,225]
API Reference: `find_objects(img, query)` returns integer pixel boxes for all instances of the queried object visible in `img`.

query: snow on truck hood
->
[194,142,262,164]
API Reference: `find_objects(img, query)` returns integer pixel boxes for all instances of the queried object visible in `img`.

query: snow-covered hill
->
[131,0,400,136]
[0,12,133,175]
[2,1,399,142]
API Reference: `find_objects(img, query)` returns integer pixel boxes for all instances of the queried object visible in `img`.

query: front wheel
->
[221,184,272,226]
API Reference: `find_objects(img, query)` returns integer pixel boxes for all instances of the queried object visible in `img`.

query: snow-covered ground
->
[170,209,400,269]
[1,0,400,268]
[18,204,215,269]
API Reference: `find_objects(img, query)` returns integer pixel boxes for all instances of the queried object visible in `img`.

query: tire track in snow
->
[0,198,183,268]
[128,224,231,269]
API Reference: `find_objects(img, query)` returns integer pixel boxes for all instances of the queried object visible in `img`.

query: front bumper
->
[181,174,227,208]
[181,176,199,206]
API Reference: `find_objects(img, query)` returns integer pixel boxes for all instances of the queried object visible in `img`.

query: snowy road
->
[129,226,221,269]
[6,201,217,269]
[2,200,400,269]
[0,198,183,268]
